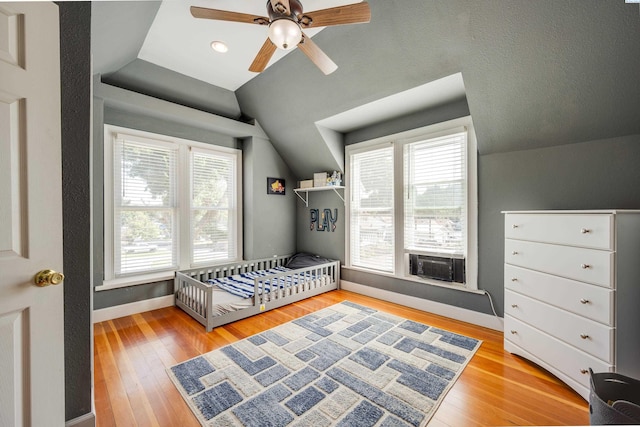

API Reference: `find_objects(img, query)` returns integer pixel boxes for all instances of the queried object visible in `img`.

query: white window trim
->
[100,124,242,290]
[345,116,478,292]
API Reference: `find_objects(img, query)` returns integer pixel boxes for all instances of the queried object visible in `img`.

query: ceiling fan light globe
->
[268,19,302,50]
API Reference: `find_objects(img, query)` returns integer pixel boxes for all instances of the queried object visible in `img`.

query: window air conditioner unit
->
[409,254,465,284]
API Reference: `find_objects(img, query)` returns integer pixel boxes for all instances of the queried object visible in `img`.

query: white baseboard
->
[341,280,504,331]
[93,295,175,323]
[66,412,95,427]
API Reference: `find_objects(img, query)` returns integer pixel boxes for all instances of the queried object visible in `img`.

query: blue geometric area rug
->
[167,301,481,427]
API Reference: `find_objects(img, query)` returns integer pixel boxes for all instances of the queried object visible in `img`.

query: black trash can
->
[590,368,640,425]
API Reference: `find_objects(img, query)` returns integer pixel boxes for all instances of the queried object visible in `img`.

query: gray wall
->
[94,281,174,310]
[243,136,297,260]
[58,2,93,421]
[103,106,239,148]
[91,1,160,75]
[478,133,640,315]
[296,189,345,262]
[104,59,242,120]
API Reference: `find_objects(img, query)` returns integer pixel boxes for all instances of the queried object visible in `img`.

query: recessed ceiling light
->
[210,41,228,53]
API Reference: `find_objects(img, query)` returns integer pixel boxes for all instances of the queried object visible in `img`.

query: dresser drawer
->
[504,315,613,390]
[505,264,614,325]
[505,239,614,287]
[505,290,614,362]
[505,213,613,250]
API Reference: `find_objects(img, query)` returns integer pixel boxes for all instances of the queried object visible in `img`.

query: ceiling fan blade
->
[298,33,338,75]
[270,0,291,15]
[249,38,278,73]
[301,2,371,28]
[190,6,268,25]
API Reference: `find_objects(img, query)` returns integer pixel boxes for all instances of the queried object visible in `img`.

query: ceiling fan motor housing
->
[267,0,303,22]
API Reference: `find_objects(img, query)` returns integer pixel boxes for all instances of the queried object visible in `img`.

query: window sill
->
[96,270,176,292]
[341,265,484,295]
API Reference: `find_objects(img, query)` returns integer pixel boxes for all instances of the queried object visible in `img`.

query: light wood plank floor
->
[94,290,589,426]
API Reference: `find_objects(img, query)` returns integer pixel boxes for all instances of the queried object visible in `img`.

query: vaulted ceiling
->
[92,1,640,178]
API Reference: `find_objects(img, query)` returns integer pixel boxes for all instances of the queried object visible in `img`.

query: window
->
[114,136,178,275]
[349,144,395,273]
[404,132,466,256]
[104,125,242,286]
[346,117,478,290]
[191,148,238,265]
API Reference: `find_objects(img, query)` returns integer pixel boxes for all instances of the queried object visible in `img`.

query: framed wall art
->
[267,177,286,195]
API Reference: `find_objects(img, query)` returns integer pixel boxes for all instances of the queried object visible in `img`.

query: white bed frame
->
[174,255,340,331]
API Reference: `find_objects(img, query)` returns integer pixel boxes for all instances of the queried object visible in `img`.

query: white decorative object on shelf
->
[327,171,342,186]
[293,186,345,207]
[314,172,328,187]
[502,210,640,401]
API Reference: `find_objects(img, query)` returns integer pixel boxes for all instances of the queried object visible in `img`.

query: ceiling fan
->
[190,0,371,75]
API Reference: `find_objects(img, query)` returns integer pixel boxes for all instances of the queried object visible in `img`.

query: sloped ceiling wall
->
[91,1,161,74]
[236,0,640,177]
[92,2,243,120]
[92,1,640,178]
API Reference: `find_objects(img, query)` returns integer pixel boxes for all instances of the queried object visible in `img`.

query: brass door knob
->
[34,269,64,287]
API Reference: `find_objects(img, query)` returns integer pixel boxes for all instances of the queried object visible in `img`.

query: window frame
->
[345,116,478,291]
[102,124,242,290]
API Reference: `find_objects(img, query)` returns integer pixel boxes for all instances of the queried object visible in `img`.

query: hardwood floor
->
[94,290,589,426]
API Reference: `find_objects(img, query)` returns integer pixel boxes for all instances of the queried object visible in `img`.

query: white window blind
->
[114,137,178,275]
[191,149,237,265]
[349,145,395,272]
[404,132,467,255]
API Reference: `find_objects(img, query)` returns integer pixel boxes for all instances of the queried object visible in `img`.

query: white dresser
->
[503,210,640,400]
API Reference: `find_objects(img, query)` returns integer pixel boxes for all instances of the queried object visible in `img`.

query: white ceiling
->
[138,0,360,91]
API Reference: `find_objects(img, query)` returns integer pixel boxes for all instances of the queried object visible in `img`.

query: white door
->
[0,2,65,426]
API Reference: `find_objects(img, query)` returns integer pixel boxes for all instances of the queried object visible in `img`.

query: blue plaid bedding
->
[206,267,319,299]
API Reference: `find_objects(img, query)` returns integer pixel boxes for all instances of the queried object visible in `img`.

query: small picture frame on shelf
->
[267,177,285,195]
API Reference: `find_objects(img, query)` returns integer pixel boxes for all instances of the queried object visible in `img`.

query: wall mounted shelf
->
[293,186,345,207]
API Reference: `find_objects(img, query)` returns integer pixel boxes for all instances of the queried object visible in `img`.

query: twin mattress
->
[201,265,327,317]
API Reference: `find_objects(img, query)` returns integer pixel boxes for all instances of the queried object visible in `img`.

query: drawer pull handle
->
[580,369,589,375]
[580,298,590,304]
[512,224,519,229]
[511,304,518,308]
[581,228,591,234]
[510,330,517,334]
[511,277,518,282]
[512,251,519,255]
[580,334,590,340]
[581,264,591,269]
